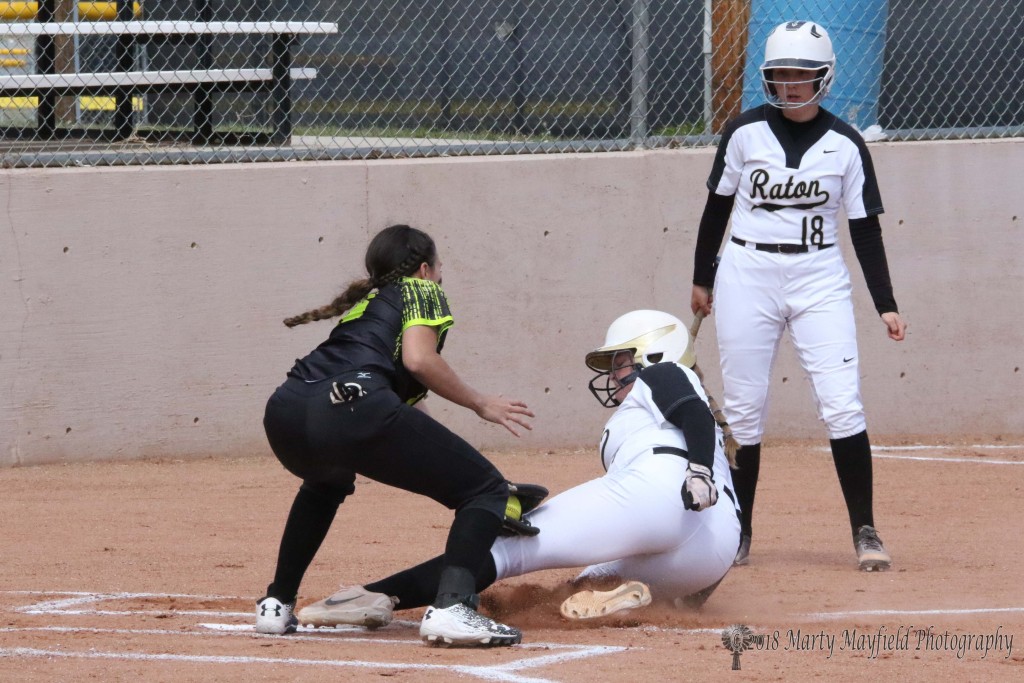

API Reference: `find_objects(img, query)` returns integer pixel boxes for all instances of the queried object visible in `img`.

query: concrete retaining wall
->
[2,138,1021,466]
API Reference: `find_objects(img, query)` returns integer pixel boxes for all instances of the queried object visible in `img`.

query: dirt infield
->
[2,440,1022,681]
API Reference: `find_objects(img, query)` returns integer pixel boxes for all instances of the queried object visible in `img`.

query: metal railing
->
[1,0,1021,167]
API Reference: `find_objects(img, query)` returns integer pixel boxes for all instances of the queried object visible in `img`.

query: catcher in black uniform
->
[255,224,533,647]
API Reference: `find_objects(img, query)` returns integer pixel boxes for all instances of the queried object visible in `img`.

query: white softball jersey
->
[709,105,883,247]
[490,363,741,600]
[708,105,882,443]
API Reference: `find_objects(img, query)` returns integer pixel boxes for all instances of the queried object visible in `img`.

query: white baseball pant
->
[490,450,740,600]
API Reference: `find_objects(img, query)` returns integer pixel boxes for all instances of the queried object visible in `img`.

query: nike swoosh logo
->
[843,357,855,363]
[823,149,838,154]
[324,596,360,606]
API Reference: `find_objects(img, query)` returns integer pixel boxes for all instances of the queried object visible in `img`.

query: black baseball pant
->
[262,372,508,604]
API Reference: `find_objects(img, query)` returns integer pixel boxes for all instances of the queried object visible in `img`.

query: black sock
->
[364,506,501,610]
[265,484,344,603]
[731,443,761,538]
[432,506,502,607]
[435,566,476,608]
[365,553,497,610]
[830,430,874,533]
[366,555,446,609]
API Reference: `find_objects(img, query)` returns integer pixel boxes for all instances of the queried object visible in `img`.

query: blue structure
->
[742,0,889,130]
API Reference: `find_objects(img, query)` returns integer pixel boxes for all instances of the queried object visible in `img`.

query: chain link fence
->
[1,0,1021,167]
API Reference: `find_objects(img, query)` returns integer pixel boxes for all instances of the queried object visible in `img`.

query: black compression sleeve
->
[848,215,898,314]
[669,400,717,472]
[693,192,734,286]
[641,363,717,471]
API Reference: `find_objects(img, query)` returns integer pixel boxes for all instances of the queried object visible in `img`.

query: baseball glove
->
[499,482,549,537]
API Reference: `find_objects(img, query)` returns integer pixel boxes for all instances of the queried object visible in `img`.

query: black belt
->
[731,236,833,254]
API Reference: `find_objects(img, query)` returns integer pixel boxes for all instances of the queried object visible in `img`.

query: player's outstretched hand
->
[681,463,718,511]
[476,396,534,437]
[881,311,906,342]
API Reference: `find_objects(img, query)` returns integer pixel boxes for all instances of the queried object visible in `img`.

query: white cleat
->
[419,603,522,647]
[255,596,297,635]
[560,580,652,620]
[297,585,398,629]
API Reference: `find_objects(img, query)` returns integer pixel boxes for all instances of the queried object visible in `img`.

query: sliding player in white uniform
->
[294,310,742,638]
[690,20,907,571]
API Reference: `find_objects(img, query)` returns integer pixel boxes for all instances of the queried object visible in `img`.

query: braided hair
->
[283,224,437,327]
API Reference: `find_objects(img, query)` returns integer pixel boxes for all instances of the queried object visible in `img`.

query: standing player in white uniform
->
[690,21,907,571]
[295,310,741,633]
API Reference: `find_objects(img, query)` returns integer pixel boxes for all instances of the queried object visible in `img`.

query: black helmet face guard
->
[761,65,832,107]
[587,349,641,408]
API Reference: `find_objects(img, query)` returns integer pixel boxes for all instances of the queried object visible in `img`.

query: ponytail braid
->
[370,250,423,289]
[282,224,437,328]
[283,279,374,327]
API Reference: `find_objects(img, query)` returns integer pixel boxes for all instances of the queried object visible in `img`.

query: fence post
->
[494,19,526,134]
[35,1,55,137]
[269,34,294,145]
[710,0,750,134]
[510,22,526,134]
[629,0,650,146]
[433,2,454,132]
[112,0,136,140]
[612,0,630,139]
[193,0,214,144]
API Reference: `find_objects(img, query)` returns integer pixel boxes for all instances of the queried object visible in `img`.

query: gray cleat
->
[854,525,892,572]
[297,585,398,629]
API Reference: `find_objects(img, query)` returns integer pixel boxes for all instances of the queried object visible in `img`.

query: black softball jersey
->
[287,277,454,404]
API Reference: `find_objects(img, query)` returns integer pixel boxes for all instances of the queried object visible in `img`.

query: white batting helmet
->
[586,310,695,407]
[760,20,836,109]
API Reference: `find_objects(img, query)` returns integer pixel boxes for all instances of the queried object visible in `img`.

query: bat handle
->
[689,309,706,339]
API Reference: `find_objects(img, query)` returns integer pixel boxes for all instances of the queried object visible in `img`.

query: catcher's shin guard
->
[499,482,548,537]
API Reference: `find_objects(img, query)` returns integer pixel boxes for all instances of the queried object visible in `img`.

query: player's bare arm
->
[403,324,533,436]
